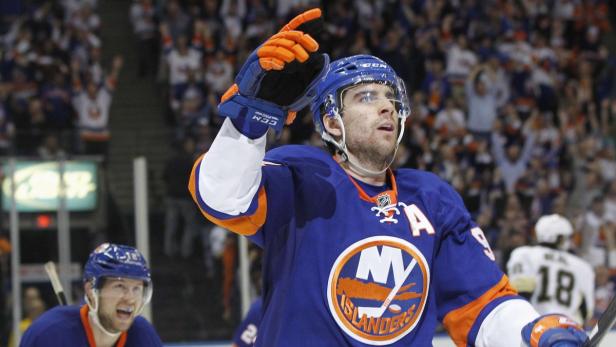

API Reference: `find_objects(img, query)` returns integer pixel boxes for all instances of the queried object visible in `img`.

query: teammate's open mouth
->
[117,307,133,319]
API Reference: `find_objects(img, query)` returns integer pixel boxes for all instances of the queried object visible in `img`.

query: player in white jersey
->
[508,214,595,325]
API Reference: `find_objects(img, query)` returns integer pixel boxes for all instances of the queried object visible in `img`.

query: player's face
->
[341,83,399,167]
[97,277,145,333]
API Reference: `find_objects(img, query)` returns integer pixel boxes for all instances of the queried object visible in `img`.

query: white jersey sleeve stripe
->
[475,299,539,347]
[198,118,267,215]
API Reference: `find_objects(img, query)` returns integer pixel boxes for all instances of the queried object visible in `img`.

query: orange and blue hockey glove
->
[522,314,588,347]
[219,8,329,138]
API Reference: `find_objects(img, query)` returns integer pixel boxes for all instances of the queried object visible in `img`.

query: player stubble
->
[93,278,143,333]
[330,87,400,174]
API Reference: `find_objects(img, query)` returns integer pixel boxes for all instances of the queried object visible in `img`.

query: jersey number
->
[537,266,575,306]
[471,227,495,261]
[240,324,258,344]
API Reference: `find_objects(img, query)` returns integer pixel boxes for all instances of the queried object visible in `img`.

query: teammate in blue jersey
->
[232,298,262,347]
[20,243,163,347]
[189,8,589,347]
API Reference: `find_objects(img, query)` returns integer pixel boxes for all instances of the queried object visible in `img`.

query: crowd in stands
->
[2,0,616,340]
[154,0,616,328]
[0,0,120,161]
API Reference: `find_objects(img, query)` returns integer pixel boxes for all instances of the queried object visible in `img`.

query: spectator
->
[491,121,537,193]
[161,0,190,42]
[204,50,233,100]
[41,71,73,131]
[162,137,200,258]
[161,22,203,113]
[445,35,478,85]
[71,55,123,159]
[175,76,210,140]
[578,195,610,267]
[130,0,159,78]
[433,97,465,136]
[590,265,615,328]
[0,100,15,155]
[8,286,46,347]
[15,97,50,155]
[466,64,508,139]
[37,133,66,160]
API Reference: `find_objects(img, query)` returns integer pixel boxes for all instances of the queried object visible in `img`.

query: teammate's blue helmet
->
[308,54,411,138]
[83,243,151,289]
[83,243,153,329]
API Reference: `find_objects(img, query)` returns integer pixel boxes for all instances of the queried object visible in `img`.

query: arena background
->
[1,0,616,345]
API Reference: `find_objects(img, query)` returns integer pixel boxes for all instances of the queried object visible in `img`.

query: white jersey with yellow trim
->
[507,245,595,325]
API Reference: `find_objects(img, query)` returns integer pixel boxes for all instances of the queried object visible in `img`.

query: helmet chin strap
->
[85,289,122,339]
[322,113,407,179]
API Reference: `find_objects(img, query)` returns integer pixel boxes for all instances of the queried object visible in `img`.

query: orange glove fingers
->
[259,57,285,71]
[290,44,309,62]
[266,38,297,49]
[273,31,318,52]
[257,45,295,63]
[280,8,321,32]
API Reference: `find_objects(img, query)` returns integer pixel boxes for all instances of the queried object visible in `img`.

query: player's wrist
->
[220,92,289,139]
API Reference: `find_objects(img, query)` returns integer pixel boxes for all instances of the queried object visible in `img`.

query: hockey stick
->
[584,294,616,347]
[44,261,67,306]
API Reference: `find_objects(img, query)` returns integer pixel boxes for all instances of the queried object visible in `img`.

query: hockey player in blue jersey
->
[20,243,163,347]
[189,8,589,347]
[232,298,262,347]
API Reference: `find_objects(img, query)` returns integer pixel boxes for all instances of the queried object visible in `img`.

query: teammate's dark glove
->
[522,314,588,347]
[219,8,329,138]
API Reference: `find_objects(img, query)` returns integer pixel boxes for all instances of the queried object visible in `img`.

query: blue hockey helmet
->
[83,243,153,331]
[84,243,152,288]
[308,54,411,139]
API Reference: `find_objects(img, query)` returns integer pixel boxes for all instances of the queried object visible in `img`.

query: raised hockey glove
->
[522,314,588,347]
[219,8,329,138]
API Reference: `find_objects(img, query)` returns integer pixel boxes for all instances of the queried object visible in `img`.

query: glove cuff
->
[219,93,288,138]
[522,314,587,347]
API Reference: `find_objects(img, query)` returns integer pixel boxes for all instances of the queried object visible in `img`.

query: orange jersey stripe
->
[443,275,518,347]
[188,154,267,236]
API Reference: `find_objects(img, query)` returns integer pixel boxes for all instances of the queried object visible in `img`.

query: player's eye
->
[358,92,378,103]
[114,283,126,290]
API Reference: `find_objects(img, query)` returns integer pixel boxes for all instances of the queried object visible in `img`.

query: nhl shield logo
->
[327,236,430,345]
[376,192,392,207]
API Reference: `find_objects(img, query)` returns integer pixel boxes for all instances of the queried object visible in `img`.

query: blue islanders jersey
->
[190,145,520,346]
[232,298,263,346]
[20,304,163,347]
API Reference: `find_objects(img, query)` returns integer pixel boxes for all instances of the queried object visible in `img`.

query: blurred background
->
[0,0,615,345]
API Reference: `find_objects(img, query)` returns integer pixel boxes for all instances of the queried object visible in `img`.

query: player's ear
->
[323,114,342,137]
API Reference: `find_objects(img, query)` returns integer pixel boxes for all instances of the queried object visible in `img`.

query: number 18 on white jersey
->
[507,245,595,325]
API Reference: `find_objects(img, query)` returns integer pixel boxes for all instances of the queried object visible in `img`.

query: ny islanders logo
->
[327,236,430,345]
